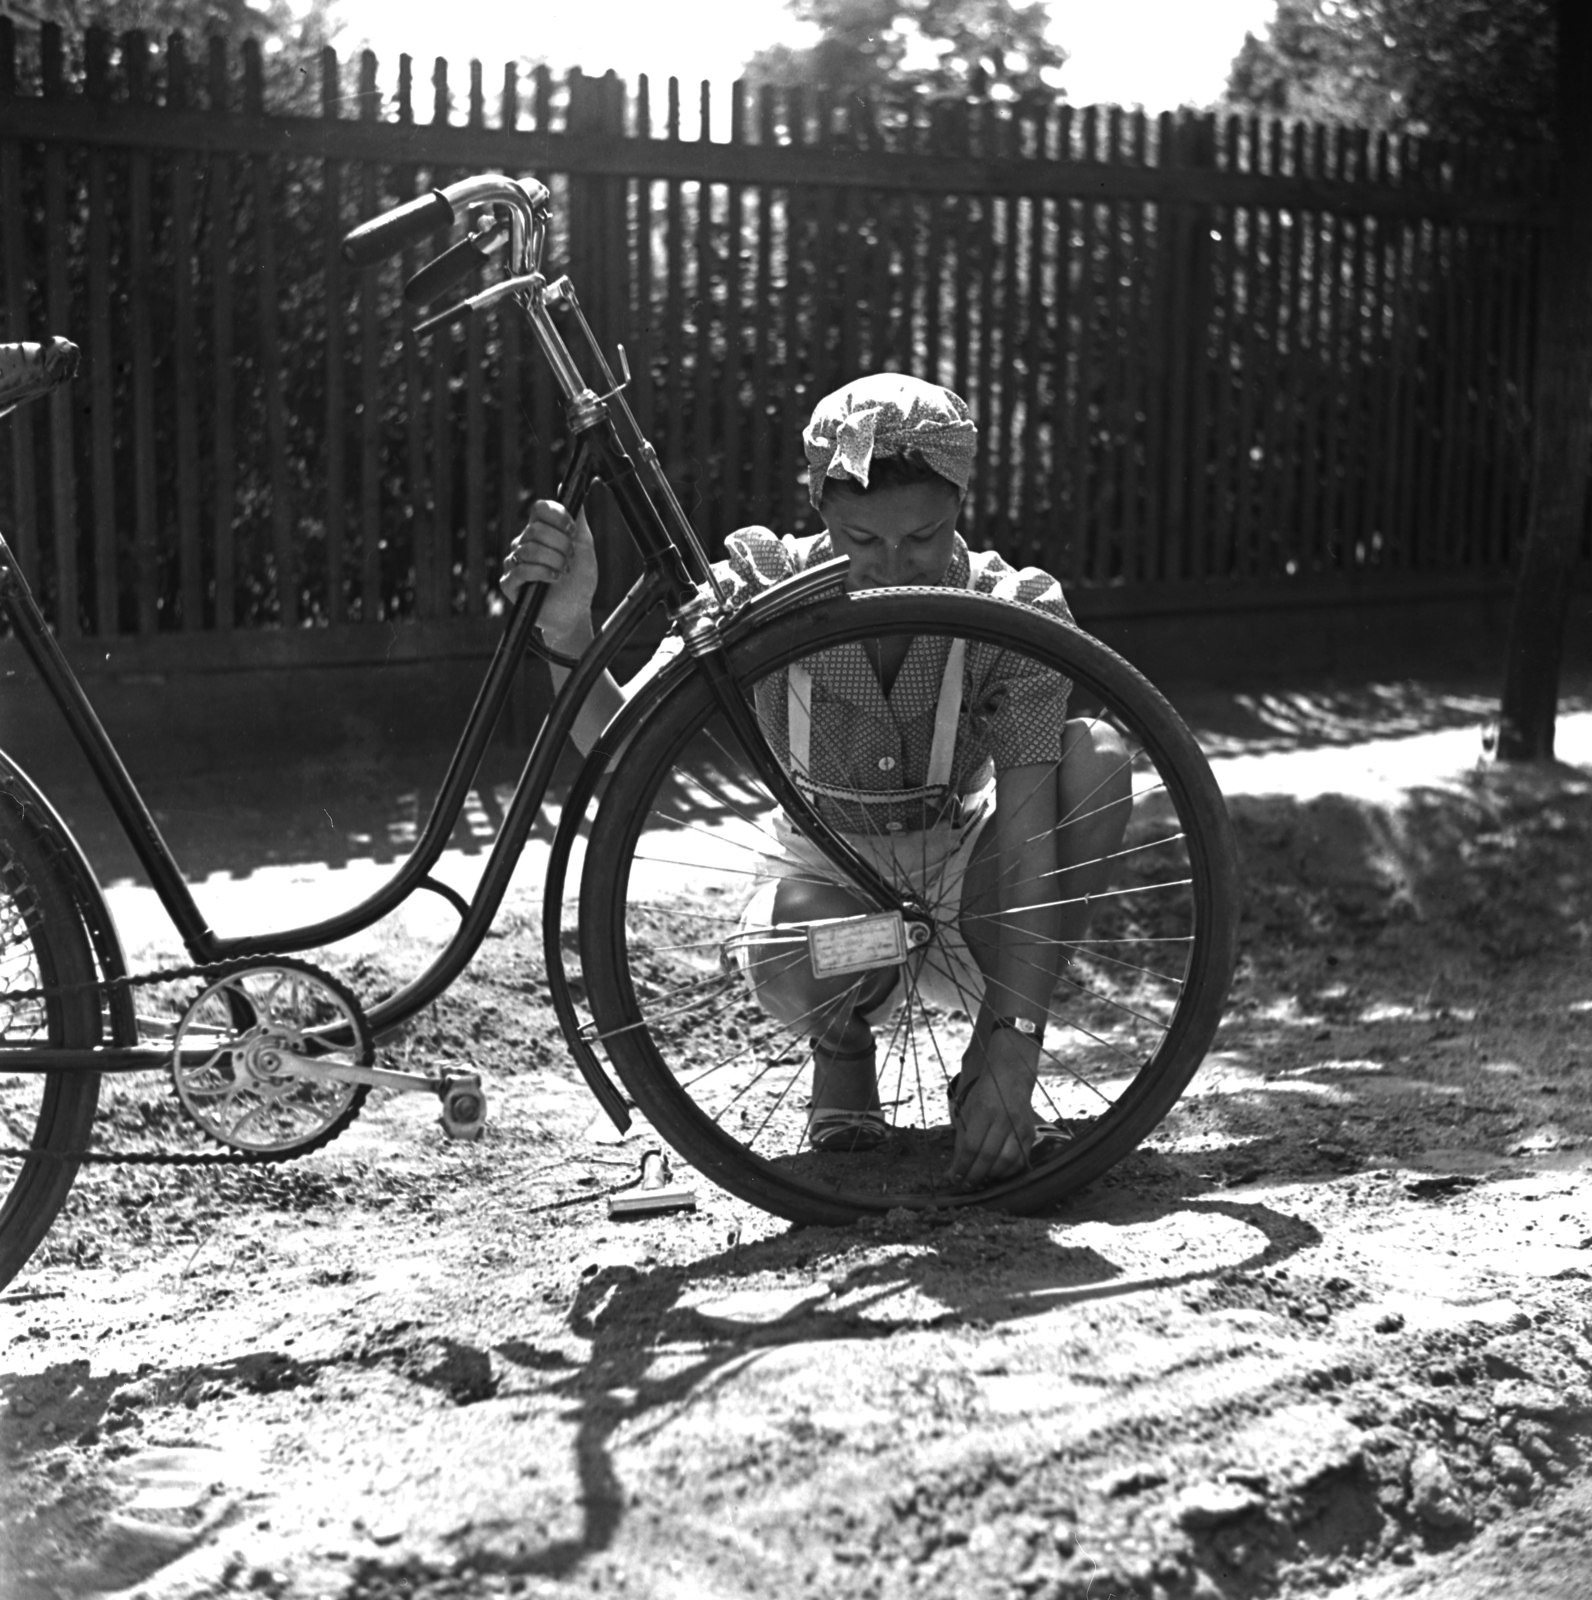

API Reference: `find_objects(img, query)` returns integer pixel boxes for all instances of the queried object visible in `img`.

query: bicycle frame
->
[0,172,916,1126]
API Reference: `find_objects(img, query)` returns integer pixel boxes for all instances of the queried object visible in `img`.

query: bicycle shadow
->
[381,1178,1320,1583]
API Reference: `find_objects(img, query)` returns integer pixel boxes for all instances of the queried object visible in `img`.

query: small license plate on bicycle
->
[807,911,908,978]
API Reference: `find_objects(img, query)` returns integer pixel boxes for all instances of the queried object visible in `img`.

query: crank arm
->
[277,1052,487,1139]
[277,1052,460,1095]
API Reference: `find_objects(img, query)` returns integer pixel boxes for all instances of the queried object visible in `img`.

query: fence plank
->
[531,65,554,503]
[40,25,78,636]
[497,61,521,584]
[1316,128,1348,571]
[84,34,118,632]
[1389,213,1422,567]
[1230,125,1260,577]
[208,37,236,630]
[243,42,296,624]
[779,85,806,534]
[358,50,382,621]
[662,77,686,512]
[749,85,775,526]
[836,103,863,387]
[0,24,37,591]
[1018,102,1047,562]
[394,57,429,621]
[321,47,346,621]
[124,34,160,633]
[691,78,715,545]
[425,55,454,620]
[811,89,838,410]
[921,101,947,388]
[1342,130,1373,571]
[969,103,998,552]
[632,73,655,445]
[168,35,203,629]
[992,105,1022,552]
[464,58,486,616]
[1047,105,1076,583]
[1079,107,1109,581]
[1453,211,1490,564]
[1256,123,1290,576]
[1216,116,1254,582]
[722,81,746,534]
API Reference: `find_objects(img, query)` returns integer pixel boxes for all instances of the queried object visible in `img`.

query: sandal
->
[808,1038,887,1153]
[947,1073,1070,1162]
[806,1106,889,1153]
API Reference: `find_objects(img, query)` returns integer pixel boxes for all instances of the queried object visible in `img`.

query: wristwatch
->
[991,1014,1044,1044]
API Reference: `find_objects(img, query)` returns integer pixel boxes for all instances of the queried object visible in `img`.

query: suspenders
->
[786,563,978,810]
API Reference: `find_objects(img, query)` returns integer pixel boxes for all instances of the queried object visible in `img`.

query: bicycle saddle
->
[0,337,79,410]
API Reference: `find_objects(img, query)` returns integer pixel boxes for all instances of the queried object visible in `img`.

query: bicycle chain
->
[2,955,375,1169]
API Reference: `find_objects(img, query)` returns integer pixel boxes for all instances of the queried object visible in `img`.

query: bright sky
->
[329,0,1279,119]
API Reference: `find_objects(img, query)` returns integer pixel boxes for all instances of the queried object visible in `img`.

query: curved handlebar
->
[342,174,552,271]
[342,189,454,266]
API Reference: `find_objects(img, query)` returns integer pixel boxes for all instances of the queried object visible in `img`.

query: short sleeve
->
[964,547,1074,770]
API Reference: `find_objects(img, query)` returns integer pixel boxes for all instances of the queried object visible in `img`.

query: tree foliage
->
[54,0,334,48]
[1225,0,1554,144]
[41,0,340,108]
[744,0,1067,100]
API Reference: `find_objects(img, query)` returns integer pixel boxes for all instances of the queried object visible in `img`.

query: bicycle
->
[0,173,1241,1291]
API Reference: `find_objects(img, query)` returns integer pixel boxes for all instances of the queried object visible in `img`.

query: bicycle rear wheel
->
[0,804,101,1289]
[578,589,1239,1225]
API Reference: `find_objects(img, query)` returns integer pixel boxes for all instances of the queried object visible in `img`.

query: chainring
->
[169,957,374,1157]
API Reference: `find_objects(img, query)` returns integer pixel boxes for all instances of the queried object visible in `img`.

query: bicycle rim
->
[578,589,1239,1224]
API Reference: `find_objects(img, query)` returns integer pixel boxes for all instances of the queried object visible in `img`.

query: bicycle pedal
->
[437,1073,487,1140]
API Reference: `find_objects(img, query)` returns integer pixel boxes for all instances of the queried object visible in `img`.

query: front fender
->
[538,557,852,1133]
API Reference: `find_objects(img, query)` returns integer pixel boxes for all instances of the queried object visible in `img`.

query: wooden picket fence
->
[0,22,1561,644]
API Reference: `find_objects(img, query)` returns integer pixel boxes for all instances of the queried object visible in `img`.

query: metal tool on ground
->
[608,1147,697,1218]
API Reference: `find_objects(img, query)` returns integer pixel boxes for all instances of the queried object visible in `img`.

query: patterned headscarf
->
[803,374,977,511]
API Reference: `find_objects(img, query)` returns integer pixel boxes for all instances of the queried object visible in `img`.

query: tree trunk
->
[1497,0,1592,761]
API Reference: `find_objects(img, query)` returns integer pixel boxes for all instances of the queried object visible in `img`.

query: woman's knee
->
[1058,718,1133,849]
[740,876,878,1030]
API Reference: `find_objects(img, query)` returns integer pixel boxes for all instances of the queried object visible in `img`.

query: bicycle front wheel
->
[0,803,101,1289]
[579,588,1239,1225]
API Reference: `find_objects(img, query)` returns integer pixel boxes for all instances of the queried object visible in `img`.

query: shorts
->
[732,782,997,1025]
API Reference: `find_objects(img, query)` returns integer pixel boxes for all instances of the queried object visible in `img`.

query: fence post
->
[208,35,236,631]
[243,38,295,625]
[568,69,643,612]
[169,32,203,632]
[40,23,79,636]
[1154,109,1216,581]
[0,18,39,594]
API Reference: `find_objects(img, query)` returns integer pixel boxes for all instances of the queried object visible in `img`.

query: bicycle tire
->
[0,797,102,1290]
[578,588,1240,1225]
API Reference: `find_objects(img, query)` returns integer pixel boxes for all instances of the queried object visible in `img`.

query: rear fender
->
[0,749,137,1046]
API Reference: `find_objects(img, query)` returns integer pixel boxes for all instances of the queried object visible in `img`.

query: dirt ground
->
[3,675,1591,1600]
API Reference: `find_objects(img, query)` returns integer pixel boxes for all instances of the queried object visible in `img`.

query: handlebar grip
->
[342,190,455,266]
[403,228,503,306]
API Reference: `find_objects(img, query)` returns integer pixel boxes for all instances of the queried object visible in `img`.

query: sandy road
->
[2,683,1590,1599]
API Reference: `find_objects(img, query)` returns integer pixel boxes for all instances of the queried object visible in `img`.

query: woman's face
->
[820,480,960,592]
